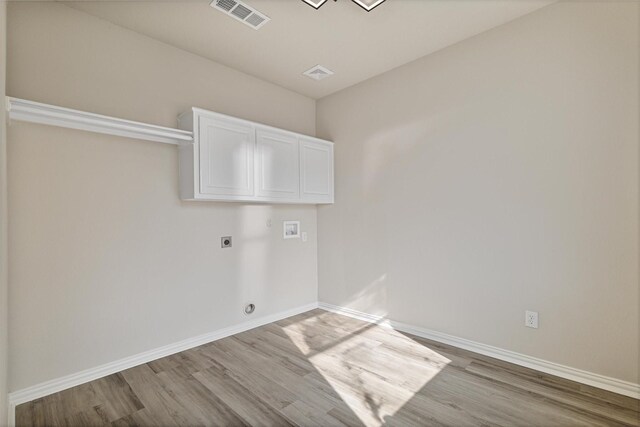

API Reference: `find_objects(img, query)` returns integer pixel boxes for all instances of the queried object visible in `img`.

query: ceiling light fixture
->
[351,0,386,11]
[302,0,387,12]
[302,0,329,9]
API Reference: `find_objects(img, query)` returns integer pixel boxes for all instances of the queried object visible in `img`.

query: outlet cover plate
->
[525,310,539,328]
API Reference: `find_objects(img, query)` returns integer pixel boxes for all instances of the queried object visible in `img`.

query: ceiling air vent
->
[210,0,270,30]
[303,65,334,81]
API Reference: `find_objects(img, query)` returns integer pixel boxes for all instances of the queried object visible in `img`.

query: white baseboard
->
[7,300,638,426]
[318,302,640,400]
[7,302,318,426]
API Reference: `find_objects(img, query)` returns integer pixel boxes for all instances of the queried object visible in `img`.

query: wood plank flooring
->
[16,309,640,426]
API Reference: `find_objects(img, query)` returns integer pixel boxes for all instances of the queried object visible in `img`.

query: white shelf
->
[6,97,193,145]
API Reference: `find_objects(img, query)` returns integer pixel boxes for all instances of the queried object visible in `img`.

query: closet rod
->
[6,97,193,145]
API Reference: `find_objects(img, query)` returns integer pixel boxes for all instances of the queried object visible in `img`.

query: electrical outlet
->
[302,232,308,242]
[525,310,539,329]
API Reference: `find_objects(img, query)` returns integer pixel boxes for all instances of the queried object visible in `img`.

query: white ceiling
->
[64,0,554,99]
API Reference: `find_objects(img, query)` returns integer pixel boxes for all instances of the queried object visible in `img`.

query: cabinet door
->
[300,138,334,203]
[198,116,255,197]
[256,129,300,200]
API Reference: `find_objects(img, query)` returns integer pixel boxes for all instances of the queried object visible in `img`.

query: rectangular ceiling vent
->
[303,65,335,81]
[210,0,270,30]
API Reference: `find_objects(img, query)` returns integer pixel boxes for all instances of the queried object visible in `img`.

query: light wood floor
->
[16,309,640,426]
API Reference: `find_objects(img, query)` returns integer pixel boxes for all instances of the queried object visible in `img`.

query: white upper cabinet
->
[178,108,334,204]
[256,129,300,201]
[199,115,255,197]
[300,137,334,203]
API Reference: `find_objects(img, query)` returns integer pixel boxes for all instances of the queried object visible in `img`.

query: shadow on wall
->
[237,204,274,317]
[337,274,389,318]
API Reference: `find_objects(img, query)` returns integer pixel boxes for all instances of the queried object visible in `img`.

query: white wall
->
[316,1,639,384]
[7,2,318,391]
[0,0,8,422]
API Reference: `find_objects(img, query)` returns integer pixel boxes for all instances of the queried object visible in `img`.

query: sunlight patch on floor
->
[283,311,450,426]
